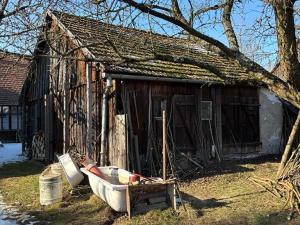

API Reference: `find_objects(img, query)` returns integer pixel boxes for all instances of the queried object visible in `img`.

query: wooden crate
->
[126,181,176,218]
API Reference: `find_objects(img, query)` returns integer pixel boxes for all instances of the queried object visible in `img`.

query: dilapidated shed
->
[23,10,283,176]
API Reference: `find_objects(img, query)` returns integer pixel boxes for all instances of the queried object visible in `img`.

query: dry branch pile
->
[251,145,300,218]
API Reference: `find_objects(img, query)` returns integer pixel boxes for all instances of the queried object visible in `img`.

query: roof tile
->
[0,52,29,105]
[51,11,249,82]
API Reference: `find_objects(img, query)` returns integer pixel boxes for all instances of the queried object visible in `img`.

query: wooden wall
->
[107,80,222,176]
[23,43,51,159]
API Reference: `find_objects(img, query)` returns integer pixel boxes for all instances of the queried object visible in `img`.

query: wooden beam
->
[63,59,69,154]
[126,186,131,219]
[162,110,167,181]
[86,62,93,159]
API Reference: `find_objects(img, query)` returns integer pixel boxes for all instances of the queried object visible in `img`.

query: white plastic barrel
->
[39,168,63,205]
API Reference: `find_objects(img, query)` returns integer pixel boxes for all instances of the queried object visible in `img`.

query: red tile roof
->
[0,52,30,105]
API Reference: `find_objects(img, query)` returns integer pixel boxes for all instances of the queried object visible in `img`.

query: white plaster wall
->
[259,88,283,155]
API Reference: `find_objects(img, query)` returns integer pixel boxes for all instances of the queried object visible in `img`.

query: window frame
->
[0,105,21,131]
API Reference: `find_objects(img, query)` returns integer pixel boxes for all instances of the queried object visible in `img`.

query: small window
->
[201,101,212,120]
[2,106,9,130]
[18,107,22,129]
[11,106,18,130]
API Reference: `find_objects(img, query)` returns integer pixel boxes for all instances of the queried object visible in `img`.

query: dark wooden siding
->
[221,86,260,155]
[23,43,50,156]
[107,80,219,176]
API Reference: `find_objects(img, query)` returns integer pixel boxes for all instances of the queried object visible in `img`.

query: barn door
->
[221,87,260,155]
[172,95,215,166]
[172,95,198,153]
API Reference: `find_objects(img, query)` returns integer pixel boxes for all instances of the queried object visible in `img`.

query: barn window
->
[221,87,260,145]
[201,101,212,120]
[11,106,19,130]
[0,106,21,130]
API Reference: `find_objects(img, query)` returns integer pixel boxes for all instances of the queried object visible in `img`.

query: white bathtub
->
[80,166,130,212]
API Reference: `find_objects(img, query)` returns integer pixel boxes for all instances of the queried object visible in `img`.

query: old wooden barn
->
[22,11,283,176]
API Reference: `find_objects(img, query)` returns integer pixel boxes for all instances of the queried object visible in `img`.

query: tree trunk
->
[222,0,239,50]
[277,111,300,178]
[273,1,300,88]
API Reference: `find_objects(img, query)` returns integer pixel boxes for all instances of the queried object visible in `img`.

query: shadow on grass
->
[0,160,45,179]
[182,154,280,181]
[181,192,229,217]
[218,190,266,201]
[29,193,123,225]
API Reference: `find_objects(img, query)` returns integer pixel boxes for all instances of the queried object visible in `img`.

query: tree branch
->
[193,3,227,17]
[0,0,9,21]
[120,0,236,57]
[171,0,189,25]
[222,0,239,50]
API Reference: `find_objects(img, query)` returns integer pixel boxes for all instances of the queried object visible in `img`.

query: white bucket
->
[39,168,63,205]
[57,153,84,188]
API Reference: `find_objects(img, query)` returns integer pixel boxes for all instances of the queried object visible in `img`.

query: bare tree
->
[3,1,300,175]
[0,0,105,55]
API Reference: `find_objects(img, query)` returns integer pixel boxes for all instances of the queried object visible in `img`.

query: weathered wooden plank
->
[167,183,177,210]
[162,110,167,181]
[148,196,167,204]
[126,186,131,219]
[113,115,126,169]
[134,135,141,173]
[132,202,168,216]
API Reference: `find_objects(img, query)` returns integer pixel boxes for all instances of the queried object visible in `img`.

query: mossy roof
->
[51,11,250,83]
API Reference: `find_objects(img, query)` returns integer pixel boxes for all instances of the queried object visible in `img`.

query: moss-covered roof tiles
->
[51,11,250,83]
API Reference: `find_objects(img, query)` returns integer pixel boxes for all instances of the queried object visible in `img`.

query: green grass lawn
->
[116,158,300,225]
[0,160,117,225]
[0,158,300,225]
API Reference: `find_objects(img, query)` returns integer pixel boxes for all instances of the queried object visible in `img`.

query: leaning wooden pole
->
[277,111,300,178]
[162,110,167,181]
[86,62,93,160]
[63,59,70,154]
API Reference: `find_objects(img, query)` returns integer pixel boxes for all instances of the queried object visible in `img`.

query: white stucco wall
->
[259,88,283,155]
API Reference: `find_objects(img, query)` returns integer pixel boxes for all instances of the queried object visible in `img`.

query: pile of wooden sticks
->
[250,146,300,216]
